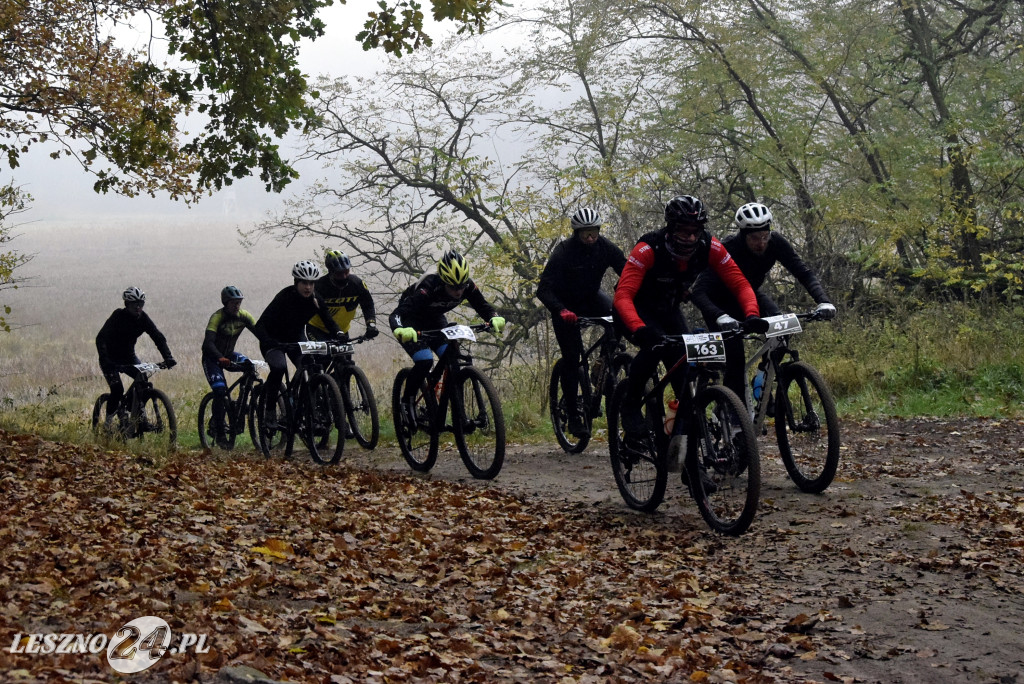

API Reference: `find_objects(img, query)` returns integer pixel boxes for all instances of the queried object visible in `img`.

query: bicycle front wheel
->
[250,384,291,458]
[549,359,590,454]
[300,375,346,465]
[607,381,667,512]
[137,388,177,448]
[687,385,759,535]
[775,361,840,493]
[454,367,506,480]
[392,369,439,472]
[340,366,379,450]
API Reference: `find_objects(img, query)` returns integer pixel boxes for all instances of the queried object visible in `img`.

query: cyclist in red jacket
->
[613,195,767,436]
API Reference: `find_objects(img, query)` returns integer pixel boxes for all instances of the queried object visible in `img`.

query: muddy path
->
[354,417,1024,683]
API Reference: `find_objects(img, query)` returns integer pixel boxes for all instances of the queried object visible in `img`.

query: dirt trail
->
[357,417,1024,683]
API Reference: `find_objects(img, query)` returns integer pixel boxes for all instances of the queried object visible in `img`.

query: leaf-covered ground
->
[1,418,1023,683]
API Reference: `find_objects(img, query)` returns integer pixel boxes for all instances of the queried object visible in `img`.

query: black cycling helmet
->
[570,207,601,232]
[221,285,244,304]
[665,195,708,225]
[325,249,352,273]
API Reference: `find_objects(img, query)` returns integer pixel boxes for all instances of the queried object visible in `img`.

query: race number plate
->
[298,341,330,355]
[442,325,477,341]
[764,314,803,338]
[682,332,726,363]
[331,343,354,354]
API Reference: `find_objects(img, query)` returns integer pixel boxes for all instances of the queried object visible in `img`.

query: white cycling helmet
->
[570,207,601,232]
[292,260,322,281]
[122,286,146,303]
[735,202,773,232]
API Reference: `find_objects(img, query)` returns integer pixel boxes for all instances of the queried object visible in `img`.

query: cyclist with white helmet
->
[536,207,626,438]
[692,201,835,406]
[613,195,766,437]
[390,250,506,421]
[95,287,177,419]
[307,249,378,342]
[201,286,261,448]
[255,261,345,423]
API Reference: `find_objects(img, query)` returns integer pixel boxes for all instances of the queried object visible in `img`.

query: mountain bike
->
[549,316,633,453]
[197,358,267,450]
[92,362,177,447]
[251,341,347,465]
[607,330,760,535]
[391,323,505,480]
[743,311,840,493]
[323,335,380,450]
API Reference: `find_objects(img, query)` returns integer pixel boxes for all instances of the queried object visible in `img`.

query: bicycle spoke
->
[454,368,505,479]
[688,386,759,535]
[775,362,840,493]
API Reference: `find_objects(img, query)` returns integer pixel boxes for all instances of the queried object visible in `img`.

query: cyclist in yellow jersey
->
[202,286,261,447]
[307,250,379,342]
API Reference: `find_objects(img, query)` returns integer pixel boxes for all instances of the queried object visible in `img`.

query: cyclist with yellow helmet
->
[389,250,506,418]
[308,250,378,342]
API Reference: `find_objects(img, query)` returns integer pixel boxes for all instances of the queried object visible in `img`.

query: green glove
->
[394,327,418,343]
[489,317,506,334]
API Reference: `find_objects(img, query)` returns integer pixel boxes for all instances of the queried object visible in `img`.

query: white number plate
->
[764,314,802,338]
[682,332,726,363]
[441,325,477,341]
[298,341,330,355]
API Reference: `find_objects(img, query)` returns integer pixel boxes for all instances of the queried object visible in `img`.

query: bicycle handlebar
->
[577,316,615,329]
[417,323,495,337]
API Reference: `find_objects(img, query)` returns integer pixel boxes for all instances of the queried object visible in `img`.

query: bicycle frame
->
[640,336,728,455]
[223,360,266,432]
[576,316,626,412]
[743,312,816,431]
[423,330,480,433]
[323,335,368,377]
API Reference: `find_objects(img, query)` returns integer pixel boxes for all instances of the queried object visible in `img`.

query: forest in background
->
[2,0,1024,435]
[248,0,1023,358]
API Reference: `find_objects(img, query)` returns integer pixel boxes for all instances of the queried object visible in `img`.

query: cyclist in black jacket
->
[537,207,626,438]
[691,202,836,406]
[202,285,261,447]
[390,250,506,422]
[95,287,177,418]
[255,261,345,423]
[308,250,379,342]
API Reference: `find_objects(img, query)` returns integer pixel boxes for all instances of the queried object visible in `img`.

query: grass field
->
[0,218,416,444]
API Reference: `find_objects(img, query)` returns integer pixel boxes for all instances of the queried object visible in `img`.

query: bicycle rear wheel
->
[137,388,177,448]
[607,381,667,512]
[687,385,759,535]
[775,361,840,493]
[91,394,124,440]
[301,375,346,465]
[454,367,506,479]
[340,366,380,450]
[197,392,237,449]
[549,358,590,454]
[392,368,439,472]
[250,384,291,458]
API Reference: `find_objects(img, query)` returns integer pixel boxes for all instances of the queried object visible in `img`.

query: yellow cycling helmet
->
[438,250,470,286]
